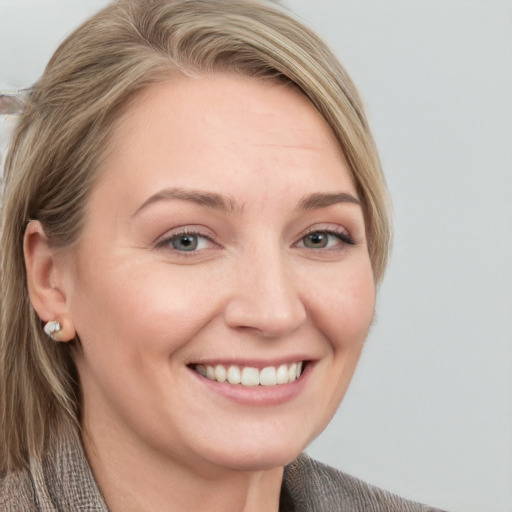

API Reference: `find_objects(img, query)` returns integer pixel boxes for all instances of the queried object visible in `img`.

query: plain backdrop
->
[1,1,511,511]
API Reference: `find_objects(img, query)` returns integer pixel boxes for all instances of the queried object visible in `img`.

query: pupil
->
[306,232,327,248]
[172,234,197,251]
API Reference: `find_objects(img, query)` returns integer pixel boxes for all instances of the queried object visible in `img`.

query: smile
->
[192,362,304,386]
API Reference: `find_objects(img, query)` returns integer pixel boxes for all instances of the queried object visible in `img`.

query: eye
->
[171,233,204,251]
[298,229,354,250]
[156,230,214,252]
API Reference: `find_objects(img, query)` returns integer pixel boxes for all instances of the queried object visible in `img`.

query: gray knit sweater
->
[1,433,446,511]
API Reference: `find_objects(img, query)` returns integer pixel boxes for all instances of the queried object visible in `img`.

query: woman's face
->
[63,74,375,472]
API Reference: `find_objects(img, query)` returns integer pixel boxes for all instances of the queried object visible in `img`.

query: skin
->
[26,74,376,512]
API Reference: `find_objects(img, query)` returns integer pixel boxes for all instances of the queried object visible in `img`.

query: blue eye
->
[171,233,200,251]
[157,231,212,252]
[303,231,330,249]
[300,230,354,249]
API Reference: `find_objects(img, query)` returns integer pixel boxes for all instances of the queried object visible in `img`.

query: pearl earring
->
[44,320,61,340]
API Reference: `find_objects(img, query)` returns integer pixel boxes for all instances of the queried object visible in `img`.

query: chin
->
[219,451,301,472]
[201,430,316,472]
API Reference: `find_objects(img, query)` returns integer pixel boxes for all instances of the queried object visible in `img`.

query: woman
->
[0,0,445,510]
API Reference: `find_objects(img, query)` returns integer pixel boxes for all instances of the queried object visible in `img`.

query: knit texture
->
[1,432,446,511]
[280,455,445,511]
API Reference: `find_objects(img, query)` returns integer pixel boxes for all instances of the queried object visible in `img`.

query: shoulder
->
[1,431,108,512]
[0,467,38,511]
[281,454,447,512]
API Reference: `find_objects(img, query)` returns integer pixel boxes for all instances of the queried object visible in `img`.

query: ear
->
[23,221,76,342]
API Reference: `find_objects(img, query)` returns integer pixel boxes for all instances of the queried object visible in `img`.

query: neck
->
[82,425,285,512]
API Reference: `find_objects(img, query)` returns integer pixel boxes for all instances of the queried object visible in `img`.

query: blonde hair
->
[0,0,391,473]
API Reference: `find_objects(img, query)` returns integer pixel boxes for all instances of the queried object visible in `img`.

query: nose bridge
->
[223,243,307,337]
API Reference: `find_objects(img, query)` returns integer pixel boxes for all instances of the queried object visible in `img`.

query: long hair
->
[0,0,391,474]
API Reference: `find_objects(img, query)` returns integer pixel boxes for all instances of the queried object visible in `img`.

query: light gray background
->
[1,1,511,511]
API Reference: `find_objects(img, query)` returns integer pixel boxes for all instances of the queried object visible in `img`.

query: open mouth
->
[189,361,306,387]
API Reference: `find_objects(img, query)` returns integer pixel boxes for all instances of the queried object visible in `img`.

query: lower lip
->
[188,363,312,406]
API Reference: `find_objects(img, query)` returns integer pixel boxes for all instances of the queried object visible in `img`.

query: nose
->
[223,247,307,338]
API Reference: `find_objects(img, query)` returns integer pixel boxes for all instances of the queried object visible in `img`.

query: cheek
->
[70,263,214,422]
[313,262,375,418]
[71,260,219,362]
[316,262,376,351]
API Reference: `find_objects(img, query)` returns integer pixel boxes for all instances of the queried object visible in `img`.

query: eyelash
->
[155,227,355,256]
[297,227,355,249]
[155,228,215,253]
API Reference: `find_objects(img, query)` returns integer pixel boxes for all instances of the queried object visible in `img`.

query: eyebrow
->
[297,192,361,210]
[134,188,240,216]
[134,187,360,217]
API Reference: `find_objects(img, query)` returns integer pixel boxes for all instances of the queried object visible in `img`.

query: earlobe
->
[23,221,76,342]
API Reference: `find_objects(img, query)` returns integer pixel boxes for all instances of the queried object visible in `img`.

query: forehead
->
[108,73,342,149]
[93,73,356,210]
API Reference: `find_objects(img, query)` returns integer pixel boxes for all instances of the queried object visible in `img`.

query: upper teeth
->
[194,362,303,386]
